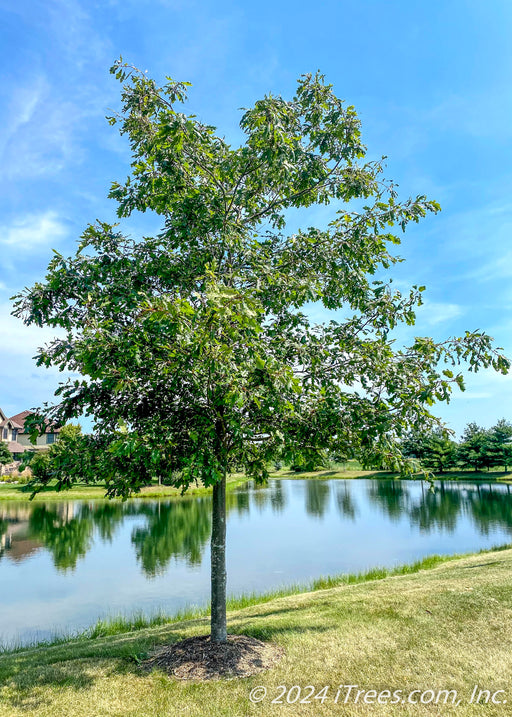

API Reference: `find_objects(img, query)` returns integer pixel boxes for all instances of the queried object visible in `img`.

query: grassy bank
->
[2,466,511,502]
[2,546,512,715]
[0,474,249,502]
[269,466,512,482]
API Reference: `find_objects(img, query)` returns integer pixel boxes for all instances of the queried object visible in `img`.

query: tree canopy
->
[12,61,510,641]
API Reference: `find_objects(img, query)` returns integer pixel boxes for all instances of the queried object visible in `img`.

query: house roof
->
[8,411,31,431]
[8,411,61,434]
[7,441,25,454]
[0,408,10,428]
[1,418,23,429]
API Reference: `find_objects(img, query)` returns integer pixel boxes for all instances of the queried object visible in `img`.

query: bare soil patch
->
[142,634,284,681]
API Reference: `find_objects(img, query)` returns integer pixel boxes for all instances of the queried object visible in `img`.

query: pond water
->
[1,478,512,646]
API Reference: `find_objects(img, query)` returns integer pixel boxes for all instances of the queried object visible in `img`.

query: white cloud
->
[0,211,68,252]
[466,249,512,283]
[0,301,64,357]
[416,300,464,326]
[0,78,86,180]
[0,1,114,182]
[0,299,85,423]
[0,301,64,415]
[451,391,492,400]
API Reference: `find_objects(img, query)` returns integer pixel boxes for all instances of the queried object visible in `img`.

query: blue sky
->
[1,0,511,438]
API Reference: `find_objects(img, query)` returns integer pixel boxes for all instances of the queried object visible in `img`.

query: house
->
[0,407,61,460]
[0,408,25,460]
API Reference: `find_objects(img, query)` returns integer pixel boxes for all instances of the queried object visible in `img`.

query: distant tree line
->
[401,419,512,473]
[19,418,512,485]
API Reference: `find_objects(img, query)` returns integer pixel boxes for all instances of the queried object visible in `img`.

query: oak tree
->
[13,62,509,642]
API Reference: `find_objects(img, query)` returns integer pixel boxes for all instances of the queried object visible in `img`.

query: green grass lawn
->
[0,474,249,502]
[1,466,510,502]
[1,548,512,715]
[269,465,512,482]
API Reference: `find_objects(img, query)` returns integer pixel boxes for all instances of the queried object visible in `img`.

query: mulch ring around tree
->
[142,634,284,681]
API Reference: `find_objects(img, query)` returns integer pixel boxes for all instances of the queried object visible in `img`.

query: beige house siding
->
[17,434,56,448]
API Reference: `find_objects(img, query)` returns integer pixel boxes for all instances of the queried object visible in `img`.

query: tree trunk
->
[211,473,227,643]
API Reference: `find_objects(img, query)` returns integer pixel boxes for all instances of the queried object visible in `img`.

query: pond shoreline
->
[273,468,512,482]
[3,477,511,649]
[1,542,510,655]
[0,475,249,502]
[1,469,511,502]
[1,546,512,717]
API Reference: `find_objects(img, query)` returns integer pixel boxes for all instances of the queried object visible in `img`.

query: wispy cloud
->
[416,300,464,326]
[466,249,512,283]
[47,0,109,65]
[0,302,65,416]
[0,302,64,356]
[0,75,88,180]
[0,211,68,252]
[0,0,114,183]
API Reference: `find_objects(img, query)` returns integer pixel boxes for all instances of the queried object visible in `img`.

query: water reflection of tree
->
[409,482,462,533]
[366,480,512,536]
[227,481,287,515]
[305,480,330,518]
[0,518,9,556]
[465,485,512,536]
[89,501,129,542]
[28,504,94,571]
[335,483,357,520]
[366,480,410,521]
[269,481,286,513]
[4,480,512,575]
[227,488,250,516]
[252,484,269,512]
[131,499,212,576]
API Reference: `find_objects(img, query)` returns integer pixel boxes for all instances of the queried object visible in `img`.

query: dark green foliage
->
[403,419,512,474]
[28,452,52,482]
[487,419,512,472]
[0,442,12,465]
[402,429,458,473]
[18,450,37,468]
[458,420,512,473]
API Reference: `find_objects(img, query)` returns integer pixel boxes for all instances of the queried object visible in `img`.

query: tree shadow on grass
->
[0,659,97,712]
[225,599,341,644]
[0,603,336,704]
[0,620,208,706]
[460,561,502,569]
[232,623,330,643]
